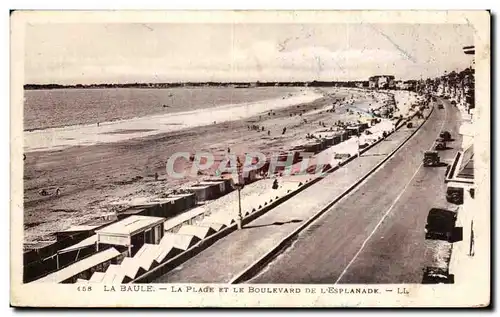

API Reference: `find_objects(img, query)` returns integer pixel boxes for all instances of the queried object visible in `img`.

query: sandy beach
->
[24,89,322,153]
[23,87,407,247]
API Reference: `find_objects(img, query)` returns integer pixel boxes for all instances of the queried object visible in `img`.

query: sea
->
[23,87,298,131]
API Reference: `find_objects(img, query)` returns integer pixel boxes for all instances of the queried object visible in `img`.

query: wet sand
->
[24,90,322,153]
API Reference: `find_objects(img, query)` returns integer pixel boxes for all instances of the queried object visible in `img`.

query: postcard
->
[10,10,490,307]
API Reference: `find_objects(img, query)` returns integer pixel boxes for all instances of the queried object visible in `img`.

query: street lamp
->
[234,157,244,230]
[357,136,360,157]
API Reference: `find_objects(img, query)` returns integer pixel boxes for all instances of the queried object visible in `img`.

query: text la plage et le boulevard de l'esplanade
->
[99,285,408,295]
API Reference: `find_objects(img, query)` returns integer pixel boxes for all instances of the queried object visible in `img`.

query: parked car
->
[435,139,447,151]
[446,186,464,205]
[438,104,444,109]
[425,208,457,241]
[423,151,440,167]
[440,131,452,141]
[422,267,454,284]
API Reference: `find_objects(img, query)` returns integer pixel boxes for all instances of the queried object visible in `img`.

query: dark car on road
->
[438,104,444,109]
[425,208,457,241]
[422,267,454,284]
[440,131,452,141]
[435,139,447,151]
[423,151,440,167]
[446,186,464,205]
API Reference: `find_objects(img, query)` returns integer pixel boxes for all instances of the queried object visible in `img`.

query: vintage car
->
[435,139,447,151]
[446,186,464,205]
[440,131,452,141]
[425,208,457,241]
[423,151,440,167]
[422,267,454,284]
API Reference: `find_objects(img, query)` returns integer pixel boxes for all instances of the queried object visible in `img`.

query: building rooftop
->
[96,215,165,237]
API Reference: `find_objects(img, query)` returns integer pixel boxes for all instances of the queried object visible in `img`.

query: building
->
[442,45,487,285]
[395,80,411,90]
[368,75,396,89]
[96,215,166,257]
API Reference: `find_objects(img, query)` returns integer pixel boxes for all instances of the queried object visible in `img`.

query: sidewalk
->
[153,115,428,283]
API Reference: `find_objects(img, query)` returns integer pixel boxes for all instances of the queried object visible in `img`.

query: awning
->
[58,235,97,254]
[445,144,474,184]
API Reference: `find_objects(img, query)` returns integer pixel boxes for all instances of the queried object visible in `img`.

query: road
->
[249,99,462,284]
[153,105,429,283]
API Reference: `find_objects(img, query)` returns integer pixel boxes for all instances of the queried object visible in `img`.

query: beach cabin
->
[119,257,148,280]
[100,264,131,284]
[161,232,201,251]
[117,207,148,220]
[23,220,115,283]
[163,207,206,233]
[303,142,321,154]
[341,131,350,141]
[124,198,177,219]
[184,185,210,202]
[31,247,122,284]
[96,215,166,257]
[192,182,223,200]
[131,244,162,271]
[168,193,197,216]
[333,134,342,145]
[203,178,232,194]
[154,239,184,264]
[177,225,216,240]
[54,235,99,270]
[54,225,101,242]
[200,222,227,232]
[359,123,369,132]
[346,126,361,137]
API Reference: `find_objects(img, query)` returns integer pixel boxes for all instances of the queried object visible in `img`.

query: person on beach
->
[154,172,159,181]
[272,179,279,190]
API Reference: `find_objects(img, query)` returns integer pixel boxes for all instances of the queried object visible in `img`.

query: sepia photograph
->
[10,10,490,307]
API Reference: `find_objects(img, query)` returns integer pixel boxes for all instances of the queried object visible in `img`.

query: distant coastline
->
[24,81,368,90]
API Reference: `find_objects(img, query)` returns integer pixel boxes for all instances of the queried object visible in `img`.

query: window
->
[154,225,162,244]
[145,229,153,244]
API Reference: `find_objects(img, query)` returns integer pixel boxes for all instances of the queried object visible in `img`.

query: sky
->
[24,23,475,84]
